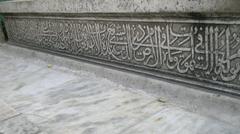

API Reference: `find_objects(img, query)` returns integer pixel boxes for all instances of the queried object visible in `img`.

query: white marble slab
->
[0,44,239,134]
[0,99,19,122]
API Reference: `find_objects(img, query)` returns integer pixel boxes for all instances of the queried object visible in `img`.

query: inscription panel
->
[5,16,240,90]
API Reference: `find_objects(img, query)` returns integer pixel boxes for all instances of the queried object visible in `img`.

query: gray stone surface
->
[0,43,240,134]
[0,26,5,43]
[0,115,45,134]
[1,0,240,133]
[0,99,19,121]
[0,99,45,134]
[0,0,240,14]
[0,95,45,134]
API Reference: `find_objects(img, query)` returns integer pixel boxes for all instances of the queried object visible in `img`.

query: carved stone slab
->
[5,16,240,94]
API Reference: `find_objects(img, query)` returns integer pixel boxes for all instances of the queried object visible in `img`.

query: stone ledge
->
[0,0,240,14]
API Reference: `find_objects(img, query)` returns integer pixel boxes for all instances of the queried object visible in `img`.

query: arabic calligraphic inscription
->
[5,16,240,89]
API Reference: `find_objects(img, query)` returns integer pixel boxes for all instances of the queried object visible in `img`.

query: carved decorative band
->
[5,16,240,92]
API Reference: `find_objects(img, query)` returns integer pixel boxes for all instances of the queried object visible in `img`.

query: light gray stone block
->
[0,0,240,14]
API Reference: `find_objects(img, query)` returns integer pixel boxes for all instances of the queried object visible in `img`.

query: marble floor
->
[0,44,239,134]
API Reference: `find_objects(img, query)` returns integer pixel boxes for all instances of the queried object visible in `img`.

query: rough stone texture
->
[0,0,240,14]
[0,25,5,43]
[0,43,239,134]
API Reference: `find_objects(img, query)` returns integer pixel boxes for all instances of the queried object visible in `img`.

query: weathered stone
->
[0,25,5,43]
[2,0,240,95]
[1,0,240,132]
[4,14,240,96]
[0,0,240,14]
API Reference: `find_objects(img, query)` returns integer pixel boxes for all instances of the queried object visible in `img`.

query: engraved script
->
[5,16,240,87]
